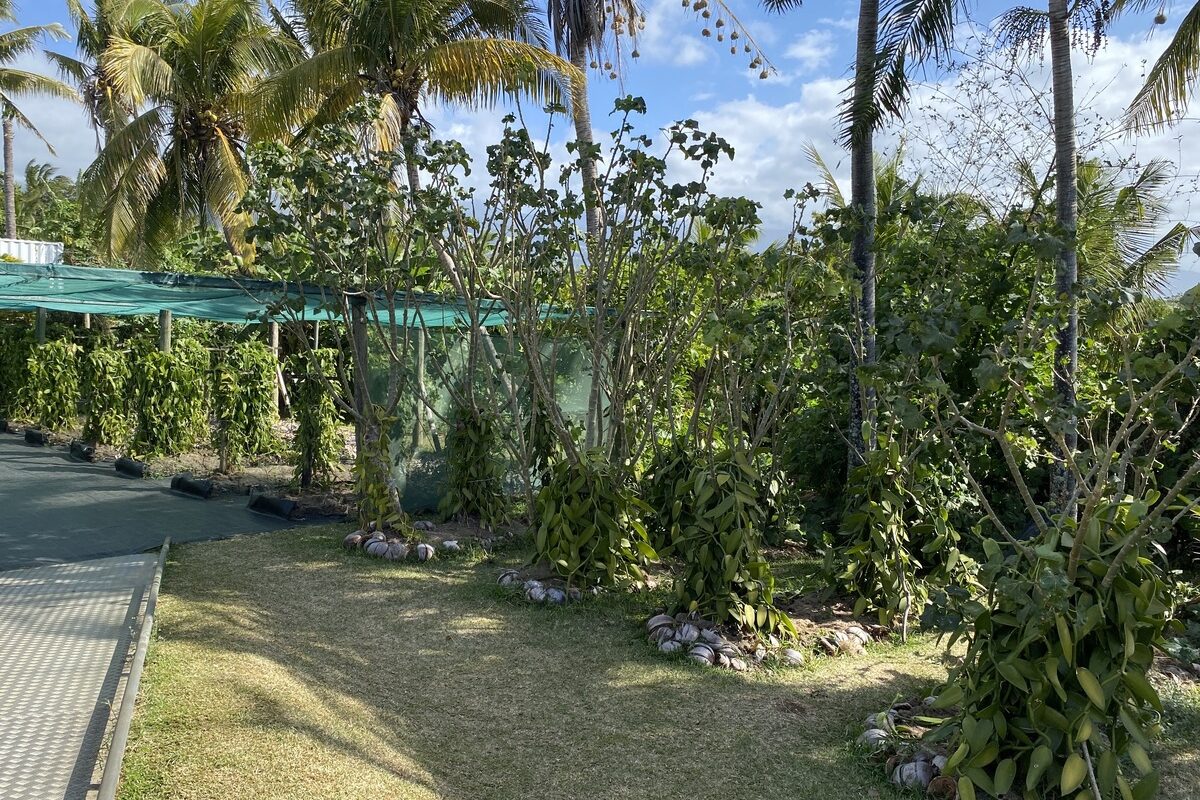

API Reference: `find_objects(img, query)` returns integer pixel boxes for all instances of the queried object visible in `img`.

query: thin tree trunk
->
[569,41,602,240]
[4,115,15,239]
[567,41,606,449]
[847,0,879,468]
[1049,0,1079,515]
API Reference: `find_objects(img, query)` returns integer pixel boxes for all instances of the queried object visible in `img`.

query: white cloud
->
[636,0,713,68]
[8,52,94,181]
[785,29,836,72]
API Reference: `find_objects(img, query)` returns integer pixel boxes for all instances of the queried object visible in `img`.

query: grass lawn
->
[118,525,1200,800]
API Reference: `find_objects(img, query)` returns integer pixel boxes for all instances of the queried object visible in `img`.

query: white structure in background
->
[0,238,64,265]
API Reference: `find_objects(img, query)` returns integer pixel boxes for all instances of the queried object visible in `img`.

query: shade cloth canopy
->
[0,262,516,327]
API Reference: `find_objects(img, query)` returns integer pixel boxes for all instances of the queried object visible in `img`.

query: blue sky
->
[12,0,1200,291]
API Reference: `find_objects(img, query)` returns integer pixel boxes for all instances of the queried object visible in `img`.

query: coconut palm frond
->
[0,69,79,104]
[803,142,845,207]
[0,24,68,63]
[1124,3,1200,129]
[103,36,175,104]
[201,129,252,254]
[246,45,358,140]
[422,38,583,110]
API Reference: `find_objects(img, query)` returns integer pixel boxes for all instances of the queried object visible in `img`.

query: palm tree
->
[0,0,76,239]
[545,0,639,240]
[44,0,133,149]
[263,0,581,194]
[1046,0,1080,509]
[1112,0,1200,127]
[83,0,302,262]
[769,0,965,465]
[1000,1,1116,507]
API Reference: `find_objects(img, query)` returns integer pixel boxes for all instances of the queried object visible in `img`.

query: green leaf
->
[1061,753,1087,795]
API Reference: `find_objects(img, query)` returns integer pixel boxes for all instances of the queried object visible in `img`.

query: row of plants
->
[0,318,341,486]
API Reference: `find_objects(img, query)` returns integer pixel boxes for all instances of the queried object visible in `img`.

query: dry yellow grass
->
[117,525,1200,800]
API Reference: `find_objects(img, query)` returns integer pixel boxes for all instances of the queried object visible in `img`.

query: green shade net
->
[0,262,517,327]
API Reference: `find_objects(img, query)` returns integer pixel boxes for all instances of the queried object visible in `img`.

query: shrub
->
[130,341,210,457]
[213,340,278,470]
[355,408,405,530]
[440,400,509,529]
[931,508,1169,800]
[665,449,795,635]
[289,348,341,488]
[533,453,656,588]
[0,321,33,418]
[81,345,130,445]
[21,339,80,431]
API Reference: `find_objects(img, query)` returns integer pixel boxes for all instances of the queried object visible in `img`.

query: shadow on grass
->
[122,525,952,800]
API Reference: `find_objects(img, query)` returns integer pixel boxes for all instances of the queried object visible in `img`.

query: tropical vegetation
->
[1,0,1200,798]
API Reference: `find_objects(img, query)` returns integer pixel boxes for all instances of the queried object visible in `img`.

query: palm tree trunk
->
[567,42,607,450]
[847,0,879,467]
[3,114,15,239]
[568,41,601,240]
[1048,0,1079,515]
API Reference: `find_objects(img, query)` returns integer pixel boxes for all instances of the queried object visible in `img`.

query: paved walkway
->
[0,555,156,800]
[0,432,307,799]
[0,435,293,571]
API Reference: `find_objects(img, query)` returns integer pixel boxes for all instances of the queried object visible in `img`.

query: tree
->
[767,0,965,466]
[45,0,133,148]
[83,0,302,262]
[0,0,76,239]
[999,0,1113,509]
[263,0,581,193]
[1047,0,1081,510]
[545,0,639,240]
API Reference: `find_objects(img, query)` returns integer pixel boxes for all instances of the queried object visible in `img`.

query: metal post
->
[158,309,172,353]
[82,313,91,330]
[313,321,320,350]
[35,308,45,343]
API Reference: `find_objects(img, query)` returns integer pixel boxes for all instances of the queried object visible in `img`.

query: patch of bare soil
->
[780,590,891,642]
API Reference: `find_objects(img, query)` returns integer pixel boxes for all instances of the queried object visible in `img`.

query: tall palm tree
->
[44,0,134,149]
[263,0,581,193]
[1047,0,1080,509]
[1000,0,1113,508]
[545,0,639,240]
[0,0,76,239]
[1112,0,1200,127]
[768,0,965,465]
[83,0,302,261]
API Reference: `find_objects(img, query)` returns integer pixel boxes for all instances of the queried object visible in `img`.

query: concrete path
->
[0,432,310,798]
[0,555,156,800]
[0,434,293,571]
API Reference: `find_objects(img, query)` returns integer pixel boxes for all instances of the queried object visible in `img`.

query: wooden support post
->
[350,302,369,453]
[158,309,172,353]
[35,308,46,343]
[268,320,288,413]
[412,327,426,448]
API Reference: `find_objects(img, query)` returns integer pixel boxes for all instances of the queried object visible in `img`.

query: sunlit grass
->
[117,526,1200,800]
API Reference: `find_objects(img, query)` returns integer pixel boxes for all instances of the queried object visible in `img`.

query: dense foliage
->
[80,345,130,444]
[213,340,277,470]
[130,340,210,457]
[288,349,342,489]
[533,453,657,588]
[21,339,80,431]
[440,400,509,529]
